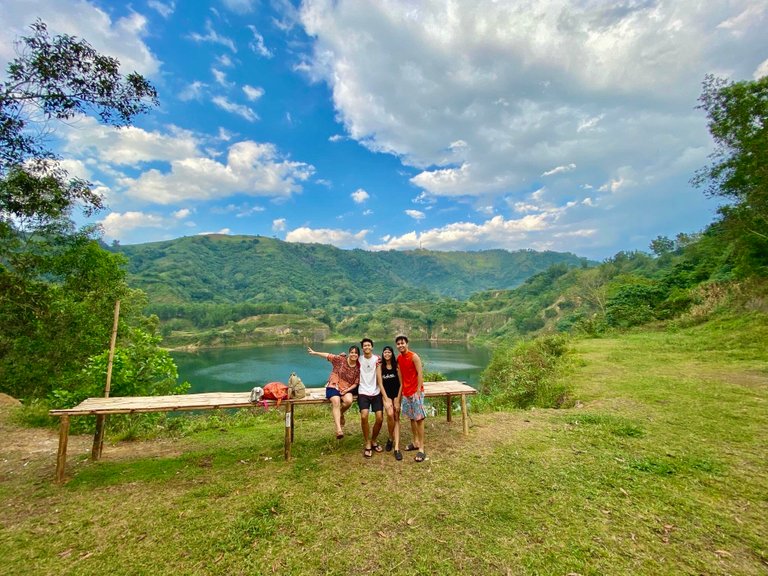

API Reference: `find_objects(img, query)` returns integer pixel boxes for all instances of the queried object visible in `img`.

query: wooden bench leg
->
[92,414,106,460]
[446,394,452,423]
[284,403,293,461]
[460,395,469,435]
[290,404,295,443]
[56,415,70,484]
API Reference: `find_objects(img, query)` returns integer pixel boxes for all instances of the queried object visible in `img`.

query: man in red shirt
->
[395,335,427,462]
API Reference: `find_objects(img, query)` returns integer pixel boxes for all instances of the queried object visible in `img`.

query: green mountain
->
[114,234,590,309]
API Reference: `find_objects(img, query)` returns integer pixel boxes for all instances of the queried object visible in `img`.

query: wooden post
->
[446,394,453,423]
[460,394,469,435]
[56,416,70,484]
[284,403,292,460]
[290,402,295,443]
[92,300,120,460]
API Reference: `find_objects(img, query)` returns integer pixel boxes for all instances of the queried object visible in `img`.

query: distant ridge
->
[112,234,591,309]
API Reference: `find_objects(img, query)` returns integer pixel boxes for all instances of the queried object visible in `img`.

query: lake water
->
[172,342,492,394]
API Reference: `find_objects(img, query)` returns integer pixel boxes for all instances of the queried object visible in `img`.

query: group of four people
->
[306,335,427,462]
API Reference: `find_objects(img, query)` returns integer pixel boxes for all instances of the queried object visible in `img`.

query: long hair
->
[381,345,397,368]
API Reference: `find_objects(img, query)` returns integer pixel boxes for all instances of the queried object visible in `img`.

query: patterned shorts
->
[401,391,427,421]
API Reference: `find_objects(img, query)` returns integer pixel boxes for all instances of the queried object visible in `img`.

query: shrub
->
[476,334,574,410]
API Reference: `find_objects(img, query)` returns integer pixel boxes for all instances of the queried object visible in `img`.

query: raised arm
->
[307,347,330,359]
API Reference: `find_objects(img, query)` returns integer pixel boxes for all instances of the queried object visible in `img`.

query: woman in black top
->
[376,345,403,460]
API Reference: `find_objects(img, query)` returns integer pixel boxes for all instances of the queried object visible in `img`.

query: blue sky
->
[1,1,766,260]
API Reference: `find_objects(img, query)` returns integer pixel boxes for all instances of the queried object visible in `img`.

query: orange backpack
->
[262,381,290,406]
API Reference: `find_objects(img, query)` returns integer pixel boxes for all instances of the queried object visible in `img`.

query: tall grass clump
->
[476,334,574,410]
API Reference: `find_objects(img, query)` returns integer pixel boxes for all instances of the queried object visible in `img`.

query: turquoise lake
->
[172,342,492,393]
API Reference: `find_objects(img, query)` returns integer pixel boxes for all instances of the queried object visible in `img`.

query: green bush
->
[476,334,573,410]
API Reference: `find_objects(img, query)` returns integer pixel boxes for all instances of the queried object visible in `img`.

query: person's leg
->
[329,395,343,437]
[414,418,426,460]
[409,418,419,450]
[384,398,395,444]
[340,392,353,427]
[393,397,401,452]
[371,409,384,450]
[360,407,371,448]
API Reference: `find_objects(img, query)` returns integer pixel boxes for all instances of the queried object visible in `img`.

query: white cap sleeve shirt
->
[358,354,380,396]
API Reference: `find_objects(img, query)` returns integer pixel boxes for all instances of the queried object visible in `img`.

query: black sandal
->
[404,443,419,451]
[415,451,426,463]
[394,450,403,461]
[363,448,373,458]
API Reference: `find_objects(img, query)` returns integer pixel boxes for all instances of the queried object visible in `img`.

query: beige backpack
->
[287,372,306,399]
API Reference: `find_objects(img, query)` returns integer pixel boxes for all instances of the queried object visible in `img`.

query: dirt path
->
[0,396,186,483]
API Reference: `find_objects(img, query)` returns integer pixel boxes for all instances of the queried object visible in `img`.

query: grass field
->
[1,314,766,575]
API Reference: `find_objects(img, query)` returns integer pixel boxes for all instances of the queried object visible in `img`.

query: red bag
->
[262,381,289,406]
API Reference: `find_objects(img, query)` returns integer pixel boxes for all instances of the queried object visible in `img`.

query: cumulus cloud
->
[371,213,560,252]
[298,0,765,217]
[121,140,314,204]
[285,226,369,249]
[62,117,201,165]
[272,218,286,232]
[351,188,369,203]
[756,58,768,80]
[100,211,167,237]
[405,209,425,220]
[0,0,160,76]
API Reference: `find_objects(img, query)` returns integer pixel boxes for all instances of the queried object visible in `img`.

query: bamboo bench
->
[49,380,477,483]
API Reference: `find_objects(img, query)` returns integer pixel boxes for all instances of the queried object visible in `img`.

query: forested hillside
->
[112,235,588,343]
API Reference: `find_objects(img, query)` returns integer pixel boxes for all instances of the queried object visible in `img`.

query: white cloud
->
[351,188,369,203]
[217,54,235,68]
[0,1,160,76]
[285,227,369,249]
[199,228,231,236]
[329,134,345,142]
[62,117,201,166]
[212,96,258,122]
[298,0,765,224]
[272,218,286,232]
[148,1,175,19]
[755,59,768,80]
[212,68,233,87]
[370,214,556,251]
[100,211,166,237]
[405,209,425,220]
[222,0,255,14]
[243,85,265,101]
[178,81,207,101]
[248,25,274,58]
[173,208,192,219]
[121,140,314,204]
[542,163,576,177]
[189,20,236,52]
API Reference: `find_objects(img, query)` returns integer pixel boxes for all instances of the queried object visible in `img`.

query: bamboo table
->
[49,380,477,483]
